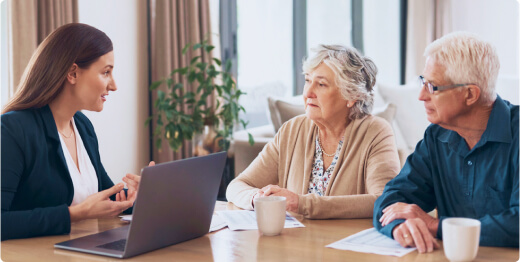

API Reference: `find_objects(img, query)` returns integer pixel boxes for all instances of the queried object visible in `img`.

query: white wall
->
[450,0,519,103]
[78,0,149,183]
[451,0,519,77]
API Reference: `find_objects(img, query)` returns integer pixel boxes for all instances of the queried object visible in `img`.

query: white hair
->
[424,32,499,103]
[302,44,377,120]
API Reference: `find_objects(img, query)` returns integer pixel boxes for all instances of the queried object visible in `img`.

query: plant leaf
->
[157,90,165,101]
[248,133,255,146]
[225,59,232,72]
[144,116,152,126]
[190,56,201,65]
[182,43,190,55]
[212,58,221,66]
[150,80,162,90]
[204,45,215,53]
[193,43,202,50]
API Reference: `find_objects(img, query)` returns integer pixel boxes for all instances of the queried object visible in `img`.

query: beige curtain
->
[405,0,452,83]
[150,0,213,162]
[8,0,77,96]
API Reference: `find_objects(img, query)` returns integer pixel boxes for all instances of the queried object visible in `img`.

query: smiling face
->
[73,51,117,112]
[419,57,467,127]
[303,63,350,126]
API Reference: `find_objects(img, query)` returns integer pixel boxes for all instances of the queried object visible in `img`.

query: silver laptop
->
[54,152,227,258]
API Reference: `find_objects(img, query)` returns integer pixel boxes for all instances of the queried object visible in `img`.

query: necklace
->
[318,134,337,157]
[60,129,74,139]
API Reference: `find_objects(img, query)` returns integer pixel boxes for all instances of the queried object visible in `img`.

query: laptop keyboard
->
[96,239,127,251]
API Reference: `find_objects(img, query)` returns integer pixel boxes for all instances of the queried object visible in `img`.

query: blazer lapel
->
[39,105,74,201]
[74,113,103,191]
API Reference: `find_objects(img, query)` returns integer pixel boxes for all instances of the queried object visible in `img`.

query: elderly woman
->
[226,45,401,219]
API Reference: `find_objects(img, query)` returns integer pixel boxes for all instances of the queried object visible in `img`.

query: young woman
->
[1,23,149,240]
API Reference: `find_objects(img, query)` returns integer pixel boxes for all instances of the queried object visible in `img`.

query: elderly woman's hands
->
[117,161,155,203]
[254,185,299,212]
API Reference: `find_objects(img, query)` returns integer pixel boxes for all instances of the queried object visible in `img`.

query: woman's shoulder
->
[1,108,41,129]
[359,114,392,130]
[352,114,394,140]
[276,115,313,136]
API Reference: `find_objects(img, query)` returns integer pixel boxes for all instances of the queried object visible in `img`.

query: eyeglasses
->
[419,75,474,94]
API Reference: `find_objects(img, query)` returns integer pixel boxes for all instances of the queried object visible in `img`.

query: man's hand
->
[392,218,440,253]
[380,202,439,236]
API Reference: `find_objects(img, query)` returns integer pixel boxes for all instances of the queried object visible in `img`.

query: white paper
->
[119,214,228,233]
[215,210,305,231]
[119,214,132,221]
[209,213,227,232]
[326,228,416,257]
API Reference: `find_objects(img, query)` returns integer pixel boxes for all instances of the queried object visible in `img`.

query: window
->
[306,0,352,49]
[363,0,401,85]
[236,0,293,128]
[230,0,402,128]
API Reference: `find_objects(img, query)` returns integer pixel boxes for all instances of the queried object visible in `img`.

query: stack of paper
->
[326,228,416,257]
[216,210,305,231]
[119,211,304,233]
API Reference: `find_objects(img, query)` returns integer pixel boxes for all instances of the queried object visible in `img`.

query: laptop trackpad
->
[55,225,130,256]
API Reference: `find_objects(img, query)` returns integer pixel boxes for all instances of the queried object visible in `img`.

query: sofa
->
[234,76,519,177]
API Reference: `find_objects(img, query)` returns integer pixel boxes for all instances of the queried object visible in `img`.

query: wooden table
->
[2,202,518,261]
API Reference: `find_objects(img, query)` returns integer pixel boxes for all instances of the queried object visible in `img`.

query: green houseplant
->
[147,39,254,156]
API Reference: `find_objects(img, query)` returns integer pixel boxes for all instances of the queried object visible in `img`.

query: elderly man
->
[373,32,519,253]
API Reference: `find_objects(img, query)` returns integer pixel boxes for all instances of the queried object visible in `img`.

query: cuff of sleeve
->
[380,219,405,239]
[61,204,72,234]
[246,188,260,210]
[297,194,308,216]
[437,216,447,239]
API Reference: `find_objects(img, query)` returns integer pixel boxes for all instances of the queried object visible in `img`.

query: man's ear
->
[465,85,481,106]
[66,64,79,84]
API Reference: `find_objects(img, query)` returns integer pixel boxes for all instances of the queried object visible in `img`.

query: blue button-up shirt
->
[373,95,519,247]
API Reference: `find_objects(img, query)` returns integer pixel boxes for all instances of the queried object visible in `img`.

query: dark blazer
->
[1,105,130,241]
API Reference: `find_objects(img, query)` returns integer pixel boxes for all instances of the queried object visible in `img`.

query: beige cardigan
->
[226,115,400,219]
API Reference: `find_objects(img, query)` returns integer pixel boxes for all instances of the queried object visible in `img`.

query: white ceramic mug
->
[442,218,481,262]
[254,196,286,236]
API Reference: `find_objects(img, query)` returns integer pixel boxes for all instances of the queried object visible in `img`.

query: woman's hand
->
[69,183,134,222]
[256,185,299,212]
[117,161,155,203]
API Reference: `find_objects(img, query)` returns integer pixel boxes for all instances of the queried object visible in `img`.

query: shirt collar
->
[480,95,512,144]
[438,95,512,148]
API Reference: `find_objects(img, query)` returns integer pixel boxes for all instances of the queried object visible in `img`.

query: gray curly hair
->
[302,44,378,120]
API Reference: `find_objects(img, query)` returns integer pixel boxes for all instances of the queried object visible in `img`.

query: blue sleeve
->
[476,169,519,247]
[1,117,71,240]
[373,137,437,238]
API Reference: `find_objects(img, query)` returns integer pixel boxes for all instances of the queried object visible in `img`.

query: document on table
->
[119,214,228,233]
[326,228,416,257]
[215,210,305,231]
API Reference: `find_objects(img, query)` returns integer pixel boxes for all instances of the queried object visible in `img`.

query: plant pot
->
[192,125,222,156]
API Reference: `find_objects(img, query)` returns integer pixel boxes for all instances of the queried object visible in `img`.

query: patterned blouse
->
[308,136,344,196]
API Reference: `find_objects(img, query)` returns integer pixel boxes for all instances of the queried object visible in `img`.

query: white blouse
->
[58,119,99,206]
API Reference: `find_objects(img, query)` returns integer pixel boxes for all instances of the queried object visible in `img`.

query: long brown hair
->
[2,23,113,114]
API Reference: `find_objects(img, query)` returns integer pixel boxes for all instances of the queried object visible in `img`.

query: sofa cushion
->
[372,103,397,124]
[267,96,305,132]
[377,82,430,150]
